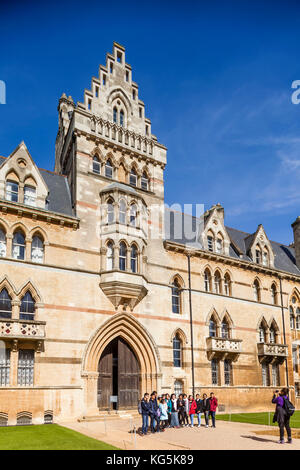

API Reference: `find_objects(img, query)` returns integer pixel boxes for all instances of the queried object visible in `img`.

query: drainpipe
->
[187,252,195,397]
[279,277,289,387]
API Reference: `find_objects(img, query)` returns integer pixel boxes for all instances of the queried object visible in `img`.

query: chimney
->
[291,216,300,267]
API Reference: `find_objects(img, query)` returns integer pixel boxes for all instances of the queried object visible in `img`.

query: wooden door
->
[118,338,139,409]
[97,342,113,409]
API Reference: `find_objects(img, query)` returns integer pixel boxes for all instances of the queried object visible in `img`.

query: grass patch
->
[216,411,300,428]
[0,424,120,450]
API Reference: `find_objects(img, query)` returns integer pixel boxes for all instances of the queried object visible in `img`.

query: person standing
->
[195,394,203,427]
[177,394,184,426]
[182,394,189,427]
[208,392,218,428]
[141,393,150,435]
[170,393,180,428]
[166,393,172,428]
[202,393,210,428]
[149,393,159,433]
[188,395,197,427]
[272,388,293,444]
[159,398,168,431]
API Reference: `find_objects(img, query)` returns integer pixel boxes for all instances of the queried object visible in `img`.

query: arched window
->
[31,235,44,263]
[221,319,229,339]
[24,185,36,206]
[0,289,12,319]
[130,204,137,227]
[12,231,25,260]
[216,236,223,254]
[214,271,221,294]
[262,248,269,266]
[209,317,217,337]
[269,326,276,344]
[107,199,114,224]
[262,361,270,386]
[211,359,219,385]
[259,322,267,343]
[113,107,118,123]
[20,292,35,321]
[296,308,300,330]
[204,269,211,292]
[0,229,6,257]
[224,273,231,296]
[119,199,126,224]
[141,172,149,191]
[130,168,137,187]
[106,242,114,270]
[255,246,262,264]
[120,109,124,127]
[171,279,181,314]
[93,156,101,174]
[119,242,127,271]
[224,360,232,386]
[253,279,260,301]
[6,180,19,202]
[290,306,295,329]
[173,334,182,367]
[271,283,277,305]
[207,235,214,252]
[105,159,113,179]
[174,379,183,395]
[130,245,138,273]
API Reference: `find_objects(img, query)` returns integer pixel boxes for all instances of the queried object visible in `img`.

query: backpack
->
[138,400,143,415]
[283,397,295,417]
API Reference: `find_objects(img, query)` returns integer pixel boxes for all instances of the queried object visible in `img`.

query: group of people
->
[139,391,218,436]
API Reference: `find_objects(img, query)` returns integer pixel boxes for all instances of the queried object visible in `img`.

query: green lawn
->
[216,410,300,428]
[0,424,119,450]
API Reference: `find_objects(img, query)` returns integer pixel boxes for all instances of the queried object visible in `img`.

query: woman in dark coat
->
[202,393,210,428]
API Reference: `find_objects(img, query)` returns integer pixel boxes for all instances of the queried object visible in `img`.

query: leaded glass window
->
[0,229,6,257]
[209,319,217,337]
[106,242,114,271]
[171,280,180,314]
[113,107,117,123]
[173,334,182,367]
[130,169,137,187]
[214,272,221,294]
[0,349,10,386]
[6,181,18,202]
[221,320,229,339]
[12,231,25,260]
[24,185,36,206]
[31,236,44,263]
[130,204,137,227]
[18,350,34,386]
[211,359,218,385]
[224,274,230,296]
[224,360,232,386]
[93,156,101,174]
[204,270,211,292]
[0,289,12,319]
[131,245,138,273]
[262,362,270,386]
[119,199,126,224]
[119,242,126,271]
[105,159,113,179]
[141,172,148,191]
[20,292,35,321]
[107,199,114,224]
[120,109,124,127]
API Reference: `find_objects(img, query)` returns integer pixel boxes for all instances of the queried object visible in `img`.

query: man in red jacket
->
[208,392,218,428]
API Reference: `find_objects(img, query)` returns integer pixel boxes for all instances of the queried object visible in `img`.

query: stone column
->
[11,300,20,320]
[6,234,12,258]
[10,340,19,386]
[25,237,32,261]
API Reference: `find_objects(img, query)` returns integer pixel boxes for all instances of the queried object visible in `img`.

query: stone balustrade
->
[257,342,288,363]
[0,319,46,340]
[206,336,242,361]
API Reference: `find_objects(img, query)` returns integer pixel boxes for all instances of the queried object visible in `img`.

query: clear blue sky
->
[1,0,300,245]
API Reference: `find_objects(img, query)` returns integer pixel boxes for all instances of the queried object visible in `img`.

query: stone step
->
[78,411,140,422]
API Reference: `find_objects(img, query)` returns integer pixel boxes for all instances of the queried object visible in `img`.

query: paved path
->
[61,417,300,450]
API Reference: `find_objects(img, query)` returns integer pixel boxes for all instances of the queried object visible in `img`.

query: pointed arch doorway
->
[97,336,139,410]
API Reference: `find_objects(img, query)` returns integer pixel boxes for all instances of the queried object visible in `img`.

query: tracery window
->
[20,292,35,321]
[171,279,181,314]
[131,244,138,273]
[0,229,6,257]
[173,334,182,367]
[106,242,114,270]
[0,289,12,319]
[119,242,127,271]
[31,235,44,263]
[93,156,101,174]
[12,231,25,260]
[18,350,34,386]
[24,185,36,206]
[6,180,19,202]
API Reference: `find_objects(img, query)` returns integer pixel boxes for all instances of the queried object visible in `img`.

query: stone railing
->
[206,336,242,361]
[257,342,288,360]
[0,319,46,339]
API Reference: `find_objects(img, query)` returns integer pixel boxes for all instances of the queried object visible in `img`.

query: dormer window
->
[6,180,19,202]
[207,236,214,252]
[255,248,261,264]
[24,185,36,207]
[262,250,268,266]
[130,168,137,187]
[216,238,223,254]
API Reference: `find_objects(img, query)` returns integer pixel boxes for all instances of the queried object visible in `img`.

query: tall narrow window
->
[216,238,223,254]
[207,236,214,252]
[120,109,124,127]
[119,242,126,271]
[271,284,277,305]
[31,236,44,263]
[107,199,114,224]
[269,327,276,344]
[0,229,6,257]
[93,156,101,174]
[141,172,149,191]
[0,348,10,386]
[130,204,137,227]
[204,269,211,292]
[24,186,36,206]
[262,251,268,266]
[131,245,138,273]
[173,334,182,367]
[214,271,221,294]
[221,320,229,339]
[255,248,262,264]
[174,379,183,395]
[209,318,217,337]
[211,359,219,385]
[20,292,35,321]
[224,360,232,385]
[105,159,113,179]
[0,289,12,319]
[18,350,34,386]
[12,231,25,260]
[106,242,114,271]
[6,180,19,202]
[290,306,295,329]
[296,308,300,330]
[259,324,266,343]
[171,279,180,314]
[224,273,231,296]
[272,363,280,386]
[113,107,117,123]
[130,168,137,187]
[119,199,126,224]
[253,280,260,301]
[262,362,270,386]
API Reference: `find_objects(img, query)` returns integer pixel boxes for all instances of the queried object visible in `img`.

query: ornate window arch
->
[172,333,182,367]
[269,319,279,344]
[5,172,19,203]
[20,291,35,321]
[258,317,268,343]
[204,267,212,292]
[171,277,182,314]
[216,232,224,254]
[224,272,231,296]
[0,288,12,319]
[130,243,138,273]
[119,241,127,271]
[31,232,44,263]
[12,230,26,260]
[214,270,222,294]
[253,279,261,302]
[289,292,300,330]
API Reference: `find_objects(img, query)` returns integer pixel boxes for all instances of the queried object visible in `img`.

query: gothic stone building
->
[0,42,300,425]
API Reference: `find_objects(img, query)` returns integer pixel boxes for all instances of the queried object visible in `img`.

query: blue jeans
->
[209,411,216,427]
[197,412,201,425]
[190,414,194,426]
[142,414,149,434]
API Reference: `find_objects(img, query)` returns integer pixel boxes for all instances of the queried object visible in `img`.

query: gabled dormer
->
[245,224,274,268]
[201,203,231,256]
[0,142,49,210]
